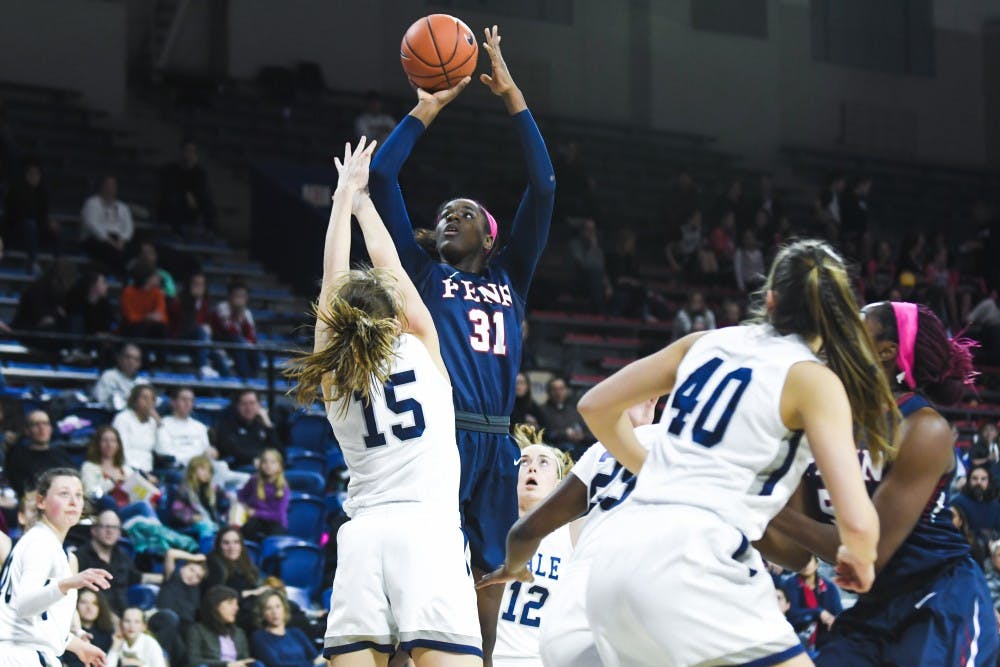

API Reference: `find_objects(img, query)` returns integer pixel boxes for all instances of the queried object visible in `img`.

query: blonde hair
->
[184,455,216,507]
[285,267,403,411]
[257,448,287,501]
[755,239,899,464]
[513,423,574,480]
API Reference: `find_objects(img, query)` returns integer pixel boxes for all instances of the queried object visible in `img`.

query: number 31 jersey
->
[630,324,819,540]
[327,333,460,519]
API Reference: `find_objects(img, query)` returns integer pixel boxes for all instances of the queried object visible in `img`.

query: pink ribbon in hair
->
[891,302,919,389]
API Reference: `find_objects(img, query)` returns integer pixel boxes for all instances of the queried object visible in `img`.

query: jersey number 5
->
[469,309,507,355]
[354,370,426,448]
[666,357,753,447]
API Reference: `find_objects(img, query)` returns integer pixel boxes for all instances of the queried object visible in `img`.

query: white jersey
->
[629,324,818,540]
[327,333,459,518]
[493,525,574,667]
[0,523,77,663]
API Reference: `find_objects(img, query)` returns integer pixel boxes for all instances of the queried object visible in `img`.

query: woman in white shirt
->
[80,425,136,507]
[107,607,167,667]
[112,385,164,473]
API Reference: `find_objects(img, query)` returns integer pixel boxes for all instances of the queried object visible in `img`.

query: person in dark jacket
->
[215,390,281,467]
[779,556,843,654]
[2,159,60,272]
[158,140,216,237]
[187,586,255,667]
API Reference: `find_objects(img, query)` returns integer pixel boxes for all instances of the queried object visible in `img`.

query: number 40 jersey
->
[327,333,461,520]
[629,324,820,541]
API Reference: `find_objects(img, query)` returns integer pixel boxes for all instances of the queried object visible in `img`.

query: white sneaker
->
[200,365,220,379]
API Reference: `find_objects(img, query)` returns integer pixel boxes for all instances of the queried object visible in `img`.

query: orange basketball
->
[400,14,478,92]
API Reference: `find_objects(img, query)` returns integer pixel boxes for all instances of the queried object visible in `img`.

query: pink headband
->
[480,204,498,242]
[891,302,919,389]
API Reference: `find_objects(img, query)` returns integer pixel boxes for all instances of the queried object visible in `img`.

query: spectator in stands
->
[925,245,959,328]
[717,298,743,329]
[2,158,60,273]
[171,454,227,539]
[951,504,989,566]
[67,269,116,338]
[74,509,160,614]
[64,590,116,667]
[0,396,25,455]
[237,449,289,542]
[569,218,609,313]
[187,586,255,667]
[107,607,168,667]
[780,555,842,654]
[171,271,222,378]
[733,228,765,293]
[251,590,324,667]
[112,384,163,473]
[80,425,135,508]
[755,175,781,221]
[204,527,268,631]
[129,238,177,299]
[717,179,749,229]
[215,390,280,467]
[511,372,543,428]
[157,550,208,642]
[951,464,1000,552]
[672,291,716,341]
[553,140,597,222]
[211,281,260,379]
[11,257,75,333]
[898,232,928,276]
[665,209,703,274]
[864,240,897,303]
[708,208,736,270]
[158,139,216,237]
[840,175,872,243]
[983,542,1000,613]
[971,421,1000,473]
[160,386,215,466]
[605,228,645,318]
[819,173,845,225]
[967,292,1000,365]
[5,409,74,497]
[80,175,133,276]
[538,376,587,454]
[120,262,169,340]
[354,90,397,146]
[93,342,149,411]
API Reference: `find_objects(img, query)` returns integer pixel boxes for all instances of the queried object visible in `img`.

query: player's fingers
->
[480,74,493,86]
[334,157,343,172]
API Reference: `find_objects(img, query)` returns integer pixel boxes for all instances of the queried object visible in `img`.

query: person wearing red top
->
[121,262,168,339]
[171,272,221,378]
[210,281,259,379]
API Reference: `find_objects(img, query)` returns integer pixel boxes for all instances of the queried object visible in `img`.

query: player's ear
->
[483,234,495,252]
[764,289,776,313]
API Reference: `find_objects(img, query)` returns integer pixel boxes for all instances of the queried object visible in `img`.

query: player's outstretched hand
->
[475,562,534,589]
[61,568,113,594]
[416,76,471,109]
[334,137,378,193]
[480,25,517,97]
[834,545,874,593]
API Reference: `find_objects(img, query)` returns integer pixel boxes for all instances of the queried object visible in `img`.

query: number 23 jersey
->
[326,333,460,519]
[629,324,819,540]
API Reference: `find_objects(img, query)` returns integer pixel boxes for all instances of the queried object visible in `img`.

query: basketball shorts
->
[0,645,52,667]
[585,504,803,667]
[817,556,998,667]
[539,554,601,667]
[457,428,520,572]
[323,505,482,658]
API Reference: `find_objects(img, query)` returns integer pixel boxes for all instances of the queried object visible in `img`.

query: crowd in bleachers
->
[0,68,997,665]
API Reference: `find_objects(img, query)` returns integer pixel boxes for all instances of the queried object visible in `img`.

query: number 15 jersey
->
[630,324,819,540]
[327,333,460,520]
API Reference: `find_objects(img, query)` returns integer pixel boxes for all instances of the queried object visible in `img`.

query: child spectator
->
[111,384,164,473]
[80,425,135,509]
[211,281,259,378]
[171,455,227,539]
[120,262,168,340]
[107,607,167,667]
[93,343,149,411]
[64,590,116,667]
[238,449,290,542]
[780,556,843,654]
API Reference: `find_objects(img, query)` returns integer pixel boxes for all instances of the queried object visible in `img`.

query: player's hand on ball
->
[334,137,378,192]
[475,562,534,589]
[416,77,471,109]
[834,544,874,593]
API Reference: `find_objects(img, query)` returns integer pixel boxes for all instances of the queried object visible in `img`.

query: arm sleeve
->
[9,548,68,617]
[497,109,556,299]
[368,116,434,281]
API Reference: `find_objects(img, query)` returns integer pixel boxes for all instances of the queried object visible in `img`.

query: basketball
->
[400,14,478,92]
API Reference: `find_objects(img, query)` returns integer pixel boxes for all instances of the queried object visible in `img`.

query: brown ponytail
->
[285,267,403,411]
[756,240,900,464]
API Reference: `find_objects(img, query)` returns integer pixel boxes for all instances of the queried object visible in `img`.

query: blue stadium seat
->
[320,586,332,611]
[260,535,308,573]
[285,470,325,496]
[243,539,261,567]
[127,583,160,610]
[286,452,327,478]
[118,537,135,559]
[284,585,312,610]
[289,414,334,452]
[276,544,323,594]
[286,494,324,542]
[323,493,343,518]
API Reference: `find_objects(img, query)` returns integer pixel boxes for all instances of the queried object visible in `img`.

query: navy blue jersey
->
[370,111,554,416]
[802,392,970,595]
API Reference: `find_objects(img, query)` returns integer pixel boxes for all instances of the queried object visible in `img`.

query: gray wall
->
[0,0,126,113]
[226,0,989,166]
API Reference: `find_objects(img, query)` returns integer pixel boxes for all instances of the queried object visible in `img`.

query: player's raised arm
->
[480,26,556,298]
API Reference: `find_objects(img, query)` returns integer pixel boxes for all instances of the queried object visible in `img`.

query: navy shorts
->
[456,428,520,573]
[817,557,998,667]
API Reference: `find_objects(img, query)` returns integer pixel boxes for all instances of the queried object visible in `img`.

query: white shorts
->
[539,556,601,667]
[323,505,482,658]
[585,504,803,667]
[0,645,52,667]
